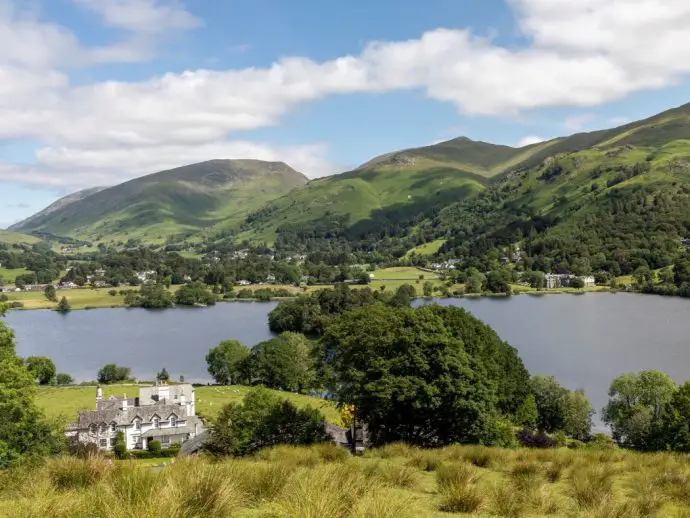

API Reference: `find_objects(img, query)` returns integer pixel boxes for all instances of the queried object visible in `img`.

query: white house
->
[66,383,204,451]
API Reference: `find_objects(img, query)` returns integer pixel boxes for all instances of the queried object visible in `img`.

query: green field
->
[4,287,139,310]
[36,384,342,425]
[3,442,690,516]
[0,267,30,284]
[370,267,438,280]
[0,229,41,244]
[404,239,446,258]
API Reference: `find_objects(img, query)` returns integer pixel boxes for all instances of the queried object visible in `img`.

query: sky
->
[2,0,690,228]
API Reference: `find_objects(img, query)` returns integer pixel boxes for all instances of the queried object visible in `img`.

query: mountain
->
[236,137,560,245]
[9,187,105,231]
[12,160,308,243]
[420,102,690,275]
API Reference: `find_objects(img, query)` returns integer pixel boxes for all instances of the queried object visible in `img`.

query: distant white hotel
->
[544,273,596,289]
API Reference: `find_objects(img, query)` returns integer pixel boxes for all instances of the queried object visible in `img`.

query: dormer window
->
[89,424,97,435]
[153,417,160,429]
[100,423,107,434]
[170,416,177,427]
[134,418,141,430]
[110,422,117,433]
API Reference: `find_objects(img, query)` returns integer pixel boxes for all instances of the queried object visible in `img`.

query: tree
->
[205,387,329,457]
[56,296,71,313]
[206,340,251,385]
[156,368,170,382]
[174,281,216,306]
[515,394,538,429]
[465,269,486,294]
[319,304,501,447]
[423,281,434,296]
[602,370,677,450]
[1,319,63,467]
[43,285,57,302]
[56,372,74,385]
[569,277,585,289]
[530,375,593,439]
[658,382,690,452]
[97,363,131,384]
[25,356,56,385]
[248,332,313,392]
[113,431,127,459]
[389,284,416,307]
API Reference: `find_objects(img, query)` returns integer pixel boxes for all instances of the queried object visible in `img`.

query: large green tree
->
[174,281,216,306]
[206,387,329,456]
[602,370,677,450]
[97,363,131,384]
[206,340,251,385]
[248,332,313,392]
[530,375,593,439]
[1,318,63,467]
[24,356,56,385]
[320,303,502,447]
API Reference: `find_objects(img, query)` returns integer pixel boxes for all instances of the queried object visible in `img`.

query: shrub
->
[56,373,73,385]
[517,429,557,448]
[368,460,418,488]
[108,289,117,296]
[148,440,162,456]
[113,432,127,459]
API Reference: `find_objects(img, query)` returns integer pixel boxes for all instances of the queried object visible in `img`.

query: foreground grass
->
[2,444,690,517]
[36,384,342,425]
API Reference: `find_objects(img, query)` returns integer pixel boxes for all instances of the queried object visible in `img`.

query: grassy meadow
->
[36,384,342,425]
[3,287,140,310]
[2,443,690,517]
[0,230,41,244]
[0,266,30,284]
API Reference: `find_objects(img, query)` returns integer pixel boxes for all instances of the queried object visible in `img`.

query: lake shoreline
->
[3,286,630,313]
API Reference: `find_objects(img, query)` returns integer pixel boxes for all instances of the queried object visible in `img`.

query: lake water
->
[6,293,690,429]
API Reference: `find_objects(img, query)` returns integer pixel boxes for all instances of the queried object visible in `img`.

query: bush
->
[108,289,117,296]
[148,440,162,456]
[113,432,127,459]
[56,373,73,385]
[206,387,330,457]
[516,429,557,448]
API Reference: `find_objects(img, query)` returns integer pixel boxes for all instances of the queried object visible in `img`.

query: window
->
[170,416,177,427]
[89,424,97,435]
[134,418,141,430]
[110,422,116,433]
[162,436,170,446]
[99,439,107,448]
[109,438,116,447]
[100,423,107,434]
[153,417,160,429]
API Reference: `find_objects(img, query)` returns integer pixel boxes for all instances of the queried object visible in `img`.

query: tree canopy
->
[206,340,251,385]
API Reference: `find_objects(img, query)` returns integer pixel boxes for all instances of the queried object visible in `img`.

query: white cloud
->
[563,113,596,131]
[74,0,201,33]
[517,136,548,147]
[3,0,690,190]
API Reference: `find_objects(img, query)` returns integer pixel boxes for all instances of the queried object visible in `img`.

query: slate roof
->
[74,403,189,429]
[141,426,195,438]
[139,384,194,405]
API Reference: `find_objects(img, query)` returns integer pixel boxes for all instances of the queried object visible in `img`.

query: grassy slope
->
[12,160,307,245]
[36,384,341,424]
[2,443,689,516]
[0,230,41,244]
[0,267,30,284]
[404,239,446,258]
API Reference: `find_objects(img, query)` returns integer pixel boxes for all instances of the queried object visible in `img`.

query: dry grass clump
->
[267,462,372,518]
[3,443,690,517]
[47,455,112,491]
[435,462,486,513]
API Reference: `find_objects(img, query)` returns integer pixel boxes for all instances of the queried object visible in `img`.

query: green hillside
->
[0,230,41,245]
[12,160,308,244]
[236,136,552,245]
[425,103,690,275]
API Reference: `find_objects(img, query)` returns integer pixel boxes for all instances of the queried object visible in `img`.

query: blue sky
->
[1,0,690,228]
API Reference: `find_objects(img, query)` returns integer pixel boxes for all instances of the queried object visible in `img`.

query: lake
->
[6,293,690,429]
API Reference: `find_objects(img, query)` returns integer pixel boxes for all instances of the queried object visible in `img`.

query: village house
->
[135,270,156,283]
[66,383,204,452]
[544,273,596,289]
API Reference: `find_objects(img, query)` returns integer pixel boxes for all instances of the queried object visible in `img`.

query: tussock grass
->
[2,443,690,516]
[436,462,486,513]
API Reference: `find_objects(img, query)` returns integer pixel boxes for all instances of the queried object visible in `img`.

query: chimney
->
[180,394,186,408]
[96,385,103,404]
[122,395,128,410]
